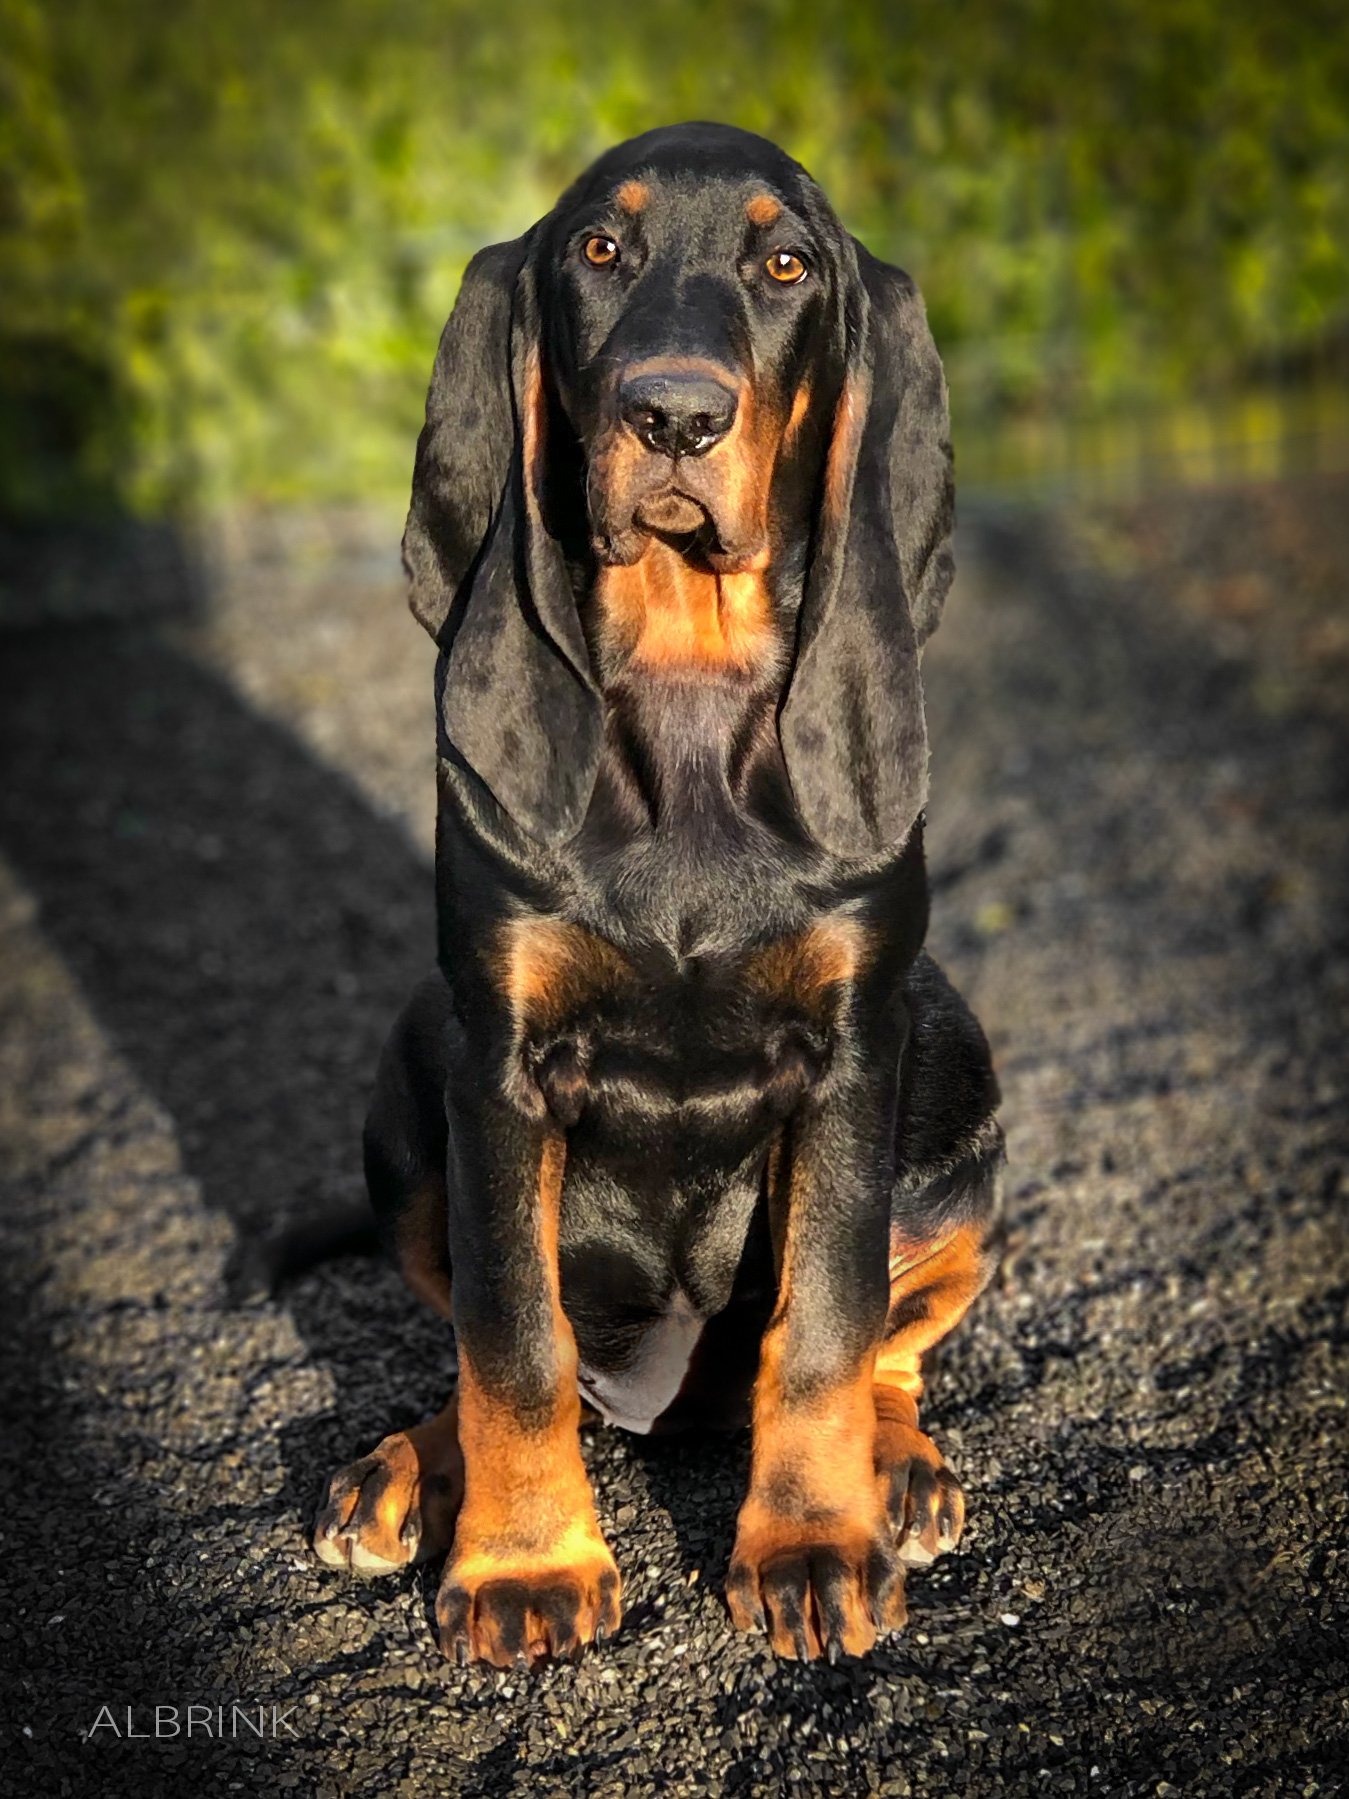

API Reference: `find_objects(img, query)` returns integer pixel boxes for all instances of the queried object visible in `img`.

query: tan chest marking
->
[746,919,871,1017]
[595,539,775,675]
[490,918,635,1034]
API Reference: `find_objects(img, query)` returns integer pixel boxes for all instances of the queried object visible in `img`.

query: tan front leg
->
[726,1126,903,1663]
[435,1133,620,1666]
[727,1336,904,1660]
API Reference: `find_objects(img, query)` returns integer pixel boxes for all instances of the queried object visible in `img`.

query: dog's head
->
[406,123,953,856]
[534,124,854,579]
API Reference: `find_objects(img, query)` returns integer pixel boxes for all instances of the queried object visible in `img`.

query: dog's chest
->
[497,908,858,1134]
[575,670,812,955]
[575,1288,706,1434]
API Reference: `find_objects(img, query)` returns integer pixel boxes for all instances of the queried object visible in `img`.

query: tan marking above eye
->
[746,193,782,227]
[583,235,619,267]
[765,251,807,284]
[616,179,650,213]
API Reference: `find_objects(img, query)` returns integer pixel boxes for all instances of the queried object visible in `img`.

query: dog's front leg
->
[727,1025,906,1663]
[436,1081,619,1667]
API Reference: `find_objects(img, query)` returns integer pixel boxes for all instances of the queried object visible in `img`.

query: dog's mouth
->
[596,479,764,574]
[633,490,709,537]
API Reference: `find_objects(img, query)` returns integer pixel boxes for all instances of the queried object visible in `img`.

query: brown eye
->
[765,251,808,284]
[583,235,619,267]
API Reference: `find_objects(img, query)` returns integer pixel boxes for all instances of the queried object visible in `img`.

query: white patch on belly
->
[577,1289,705,1435]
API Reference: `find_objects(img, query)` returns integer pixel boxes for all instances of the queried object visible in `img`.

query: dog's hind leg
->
[313,1393,463,1573]
[313,977,463,1572]
[874,952,1003,1576]
[363,975,456,1320]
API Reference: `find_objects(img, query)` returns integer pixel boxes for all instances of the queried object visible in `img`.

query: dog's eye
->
[583,235,620,268]
[765,251,808,285]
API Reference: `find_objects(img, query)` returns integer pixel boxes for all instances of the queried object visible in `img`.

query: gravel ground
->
[0,474,1346,1798]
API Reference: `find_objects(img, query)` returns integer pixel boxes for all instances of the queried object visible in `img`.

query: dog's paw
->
[874,1395,965,1567]
[313,1417,463,1574]
[435,1537,622,1667]
[726,1506,905,1662]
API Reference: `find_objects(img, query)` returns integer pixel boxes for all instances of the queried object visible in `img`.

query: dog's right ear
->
[402,237,532,642]
[403,236,604,846]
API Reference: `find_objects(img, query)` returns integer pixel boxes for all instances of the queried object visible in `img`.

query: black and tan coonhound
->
[313,121,1003,1668]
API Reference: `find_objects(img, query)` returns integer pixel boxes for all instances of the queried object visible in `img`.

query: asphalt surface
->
[0,475,1346,1798]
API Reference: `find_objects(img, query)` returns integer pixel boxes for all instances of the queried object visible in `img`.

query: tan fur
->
[313,1395,464,1572]
[727,1133,902,1659]
[824,375,867,526]
[783,381,811,449]
[746,918,871,1009]
[490,917,635,1032]
[595,541,775,674]
[877,1221,993,1402]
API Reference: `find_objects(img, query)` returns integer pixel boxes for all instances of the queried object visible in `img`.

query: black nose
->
[619,368,738,458]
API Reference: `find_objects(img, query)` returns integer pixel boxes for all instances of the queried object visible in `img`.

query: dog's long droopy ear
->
[405,239,602,845]
[403,239,528,641]
[778,245,955,859]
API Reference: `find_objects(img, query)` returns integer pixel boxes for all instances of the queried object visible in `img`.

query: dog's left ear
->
[779,244,955,859]
[405,241,602,846]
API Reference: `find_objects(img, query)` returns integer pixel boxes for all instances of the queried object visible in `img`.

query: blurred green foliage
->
[2,0,1347,516]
